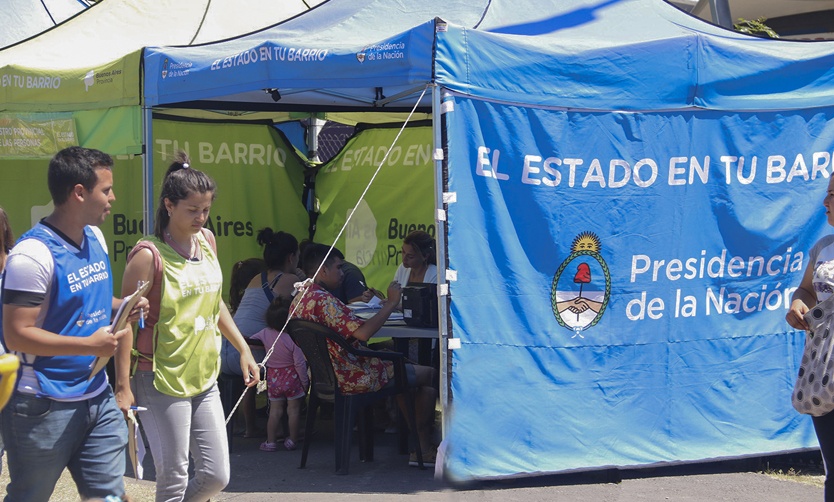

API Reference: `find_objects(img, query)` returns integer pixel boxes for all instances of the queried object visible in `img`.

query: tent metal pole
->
[142,106,154,235]
[708,0,732,28]
[431,84,451,431]
[307,115,323,162]
[374,84,432,108]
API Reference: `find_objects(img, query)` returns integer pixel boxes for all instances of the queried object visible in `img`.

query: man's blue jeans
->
[0,386,127,502]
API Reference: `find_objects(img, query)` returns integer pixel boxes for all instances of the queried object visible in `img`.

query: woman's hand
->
[115,387,136,418]
[240,352,261,388]
[125,296,150,325]
[386,281,402,306]
[294,267,307,281]
[786,299,811,331]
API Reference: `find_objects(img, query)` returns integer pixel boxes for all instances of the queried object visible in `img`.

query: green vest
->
[147,232,222,397]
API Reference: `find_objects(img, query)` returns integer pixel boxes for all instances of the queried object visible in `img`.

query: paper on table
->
[88,280,150,380]
[348,296,384,310]
[355,311,404,321]
[388,312,403,321]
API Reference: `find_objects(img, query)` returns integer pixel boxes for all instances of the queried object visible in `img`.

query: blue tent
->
[144,0,834,480]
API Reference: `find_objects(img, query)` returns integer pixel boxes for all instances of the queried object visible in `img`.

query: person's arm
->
[352,281,402,341]
[3,304,129,356]
[111,293,149,326]
[787,258,818,331]
[115,246,155,413]
[218,300,260,387]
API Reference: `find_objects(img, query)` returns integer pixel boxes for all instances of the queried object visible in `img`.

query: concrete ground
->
[0,407,826,501]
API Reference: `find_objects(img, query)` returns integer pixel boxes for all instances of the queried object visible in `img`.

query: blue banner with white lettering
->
[442,95,827,479]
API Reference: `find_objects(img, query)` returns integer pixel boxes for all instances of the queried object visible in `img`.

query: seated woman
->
[393,230,438,307]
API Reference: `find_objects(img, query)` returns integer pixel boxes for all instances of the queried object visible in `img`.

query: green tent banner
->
[1,119,308,301]
[0,106,143,160]
[0,113,77,158]
[149,118,309,295]
[314,125,435,291]
[0,52,141,112]
[74,106,143,156]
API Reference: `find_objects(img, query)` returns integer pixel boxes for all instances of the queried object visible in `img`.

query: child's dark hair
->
[229,258,266,314]
[257,227,298,270]
[154,151,217,239]
[265,297,291,331]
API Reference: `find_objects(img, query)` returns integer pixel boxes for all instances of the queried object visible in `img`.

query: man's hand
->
[87,325,129,357]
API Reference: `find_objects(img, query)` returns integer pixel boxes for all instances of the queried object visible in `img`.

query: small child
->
[252,298,309,451]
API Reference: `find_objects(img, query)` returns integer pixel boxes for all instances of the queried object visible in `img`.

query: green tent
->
[0,0,323,292]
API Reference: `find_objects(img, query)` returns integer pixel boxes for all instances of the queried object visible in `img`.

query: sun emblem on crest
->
[572,232,600,253]
[551,232,610,337]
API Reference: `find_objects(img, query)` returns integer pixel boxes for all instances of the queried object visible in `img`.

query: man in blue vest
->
[0,147,146,502]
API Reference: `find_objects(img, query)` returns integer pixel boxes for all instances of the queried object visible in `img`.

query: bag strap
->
[126,240,163,376]
[261,271,283,302]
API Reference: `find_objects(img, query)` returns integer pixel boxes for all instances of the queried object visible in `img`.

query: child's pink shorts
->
[266,367,306,401]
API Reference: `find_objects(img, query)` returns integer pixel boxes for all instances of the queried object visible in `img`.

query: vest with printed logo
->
[19,225,111,398]
[147,232,222,397]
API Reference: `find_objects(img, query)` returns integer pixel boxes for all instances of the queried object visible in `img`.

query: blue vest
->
[7,225,112,398]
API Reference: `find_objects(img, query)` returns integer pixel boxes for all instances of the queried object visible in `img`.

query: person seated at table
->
[329,247,381,304]
[298,241,380,305]
[291,243,438,466]
[393,230,438,307]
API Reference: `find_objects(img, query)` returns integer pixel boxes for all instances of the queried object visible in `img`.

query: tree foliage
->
[734,17,779,39]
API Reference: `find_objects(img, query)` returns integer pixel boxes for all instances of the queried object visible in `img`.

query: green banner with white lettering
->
[0,113,77,158]
[149,118,309,293]
[0,52,140,112]
[314,125,435,291]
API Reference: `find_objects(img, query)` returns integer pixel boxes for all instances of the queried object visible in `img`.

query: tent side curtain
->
[441,91,821,479]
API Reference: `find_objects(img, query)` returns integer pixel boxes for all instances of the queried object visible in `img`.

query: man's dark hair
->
[48,147,113,205]
[301,243,340,278]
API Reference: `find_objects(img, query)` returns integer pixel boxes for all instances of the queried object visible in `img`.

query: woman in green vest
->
[115,152,260,501]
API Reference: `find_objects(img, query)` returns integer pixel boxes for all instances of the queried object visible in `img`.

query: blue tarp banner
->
[143,18,437,107]
[443,94,827,479]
